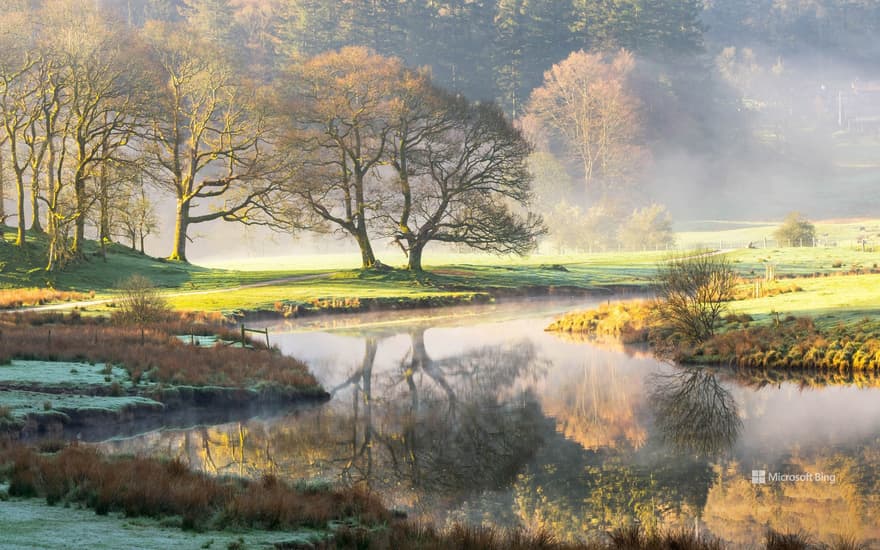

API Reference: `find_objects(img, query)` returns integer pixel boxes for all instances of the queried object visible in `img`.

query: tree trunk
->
[71,178,86,256]
[14,169,25,246]
[98,168,110,261]
[407,241,424,271]
[30,178,42,233]
[355,227,376,268]
[169,200,190,261]
[0,147,5,238]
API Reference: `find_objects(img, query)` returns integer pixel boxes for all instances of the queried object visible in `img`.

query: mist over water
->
[98,299,880,546]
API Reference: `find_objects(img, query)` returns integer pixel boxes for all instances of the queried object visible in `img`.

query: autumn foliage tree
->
[279,47,403,269]
[525,49,644,193]
[279,47,543,271]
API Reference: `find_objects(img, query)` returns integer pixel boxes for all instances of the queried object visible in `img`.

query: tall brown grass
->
[0,444,386,530]
[687,317,880,371]
[0,324,317,389]
[0,288,87,309]
[546,301,658,344]
[0,443,867,549]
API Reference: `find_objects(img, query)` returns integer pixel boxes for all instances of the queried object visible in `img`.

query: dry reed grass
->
[0,288,87,309]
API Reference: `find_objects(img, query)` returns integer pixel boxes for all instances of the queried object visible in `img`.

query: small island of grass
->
[547,253,880,375]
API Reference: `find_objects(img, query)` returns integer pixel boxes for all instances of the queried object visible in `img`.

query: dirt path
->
[3,272,333,314]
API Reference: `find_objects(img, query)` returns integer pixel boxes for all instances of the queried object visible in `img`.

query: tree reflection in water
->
[105,328,551,520]
[648,368,742,456]
[359,328,548,498]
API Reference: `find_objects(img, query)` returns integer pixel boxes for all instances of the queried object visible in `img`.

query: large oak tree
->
[386,77,544,271]
[280,47,402,268]
[142,21,281,262]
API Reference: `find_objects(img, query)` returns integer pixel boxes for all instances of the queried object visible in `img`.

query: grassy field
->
[675,218,880,249]
[168,254,662,312]
[0,232,297,293]
[728,273,880,326]
[4,220,880,316]
[0,496,327,550]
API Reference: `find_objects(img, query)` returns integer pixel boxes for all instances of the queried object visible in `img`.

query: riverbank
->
[546,286,880,372]
[0,314,327,441]
[1,442,862,549]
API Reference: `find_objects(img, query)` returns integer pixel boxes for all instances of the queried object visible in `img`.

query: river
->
[98,298,880,547]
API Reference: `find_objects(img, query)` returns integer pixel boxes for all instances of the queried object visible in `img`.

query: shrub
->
[114,275,171,326]
[774,212,816,247]
[618,203,675,251]
[654,253,736,343]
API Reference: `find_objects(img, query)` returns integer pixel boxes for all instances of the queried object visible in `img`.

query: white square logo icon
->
[751,470,766,484]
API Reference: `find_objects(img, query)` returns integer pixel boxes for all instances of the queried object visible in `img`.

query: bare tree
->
[653,253,736,343]
[115,274,170,326]
[280,47,402,269]
[141,21,282,262]
[41,0,149,257]
[0,7,40,246]
[114,170,159,254]
[387,89,544,271]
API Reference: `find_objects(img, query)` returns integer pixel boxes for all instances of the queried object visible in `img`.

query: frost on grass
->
[0,361,130,388]
[0,390,162,419]
[0,498,326,550]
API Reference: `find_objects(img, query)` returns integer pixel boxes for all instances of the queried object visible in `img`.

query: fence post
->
[265,328,270,349]
[241,324,246,348]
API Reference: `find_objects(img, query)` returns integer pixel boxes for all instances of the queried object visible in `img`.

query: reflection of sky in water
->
[103,299,880,547]
[733,383,880,463]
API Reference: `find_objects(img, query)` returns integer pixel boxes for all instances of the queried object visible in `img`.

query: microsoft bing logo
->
[751,470,767,484]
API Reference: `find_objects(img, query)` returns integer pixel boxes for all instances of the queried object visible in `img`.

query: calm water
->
[101,299,880,547]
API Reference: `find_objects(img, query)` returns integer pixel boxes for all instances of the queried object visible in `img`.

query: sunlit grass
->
[728,273,880,326]
[167,257,661,313]
[676,218,880,249]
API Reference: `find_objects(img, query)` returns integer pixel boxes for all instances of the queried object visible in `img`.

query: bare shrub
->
[654,253,736,343]
[114,275,170,325]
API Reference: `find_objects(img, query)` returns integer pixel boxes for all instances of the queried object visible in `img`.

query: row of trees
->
[0,2,543,271]
[0,2,280,267]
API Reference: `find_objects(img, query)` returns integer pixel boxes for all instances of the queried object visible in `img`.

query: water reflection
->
[648,368,742,457]
[98,301,880,547]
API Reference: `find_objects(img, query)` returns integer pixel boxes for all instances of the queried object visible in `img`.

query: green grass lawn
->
[6,221,880,317]
[676,218,880,249]
[727,246,880,277]
[0,232,296,292]
[728,273,880,327]
[167,252,664,312]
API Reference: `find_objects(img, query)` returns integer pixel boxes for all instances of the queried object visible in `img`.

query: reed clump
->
[546,301,658,344]
[0,288,87,309]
